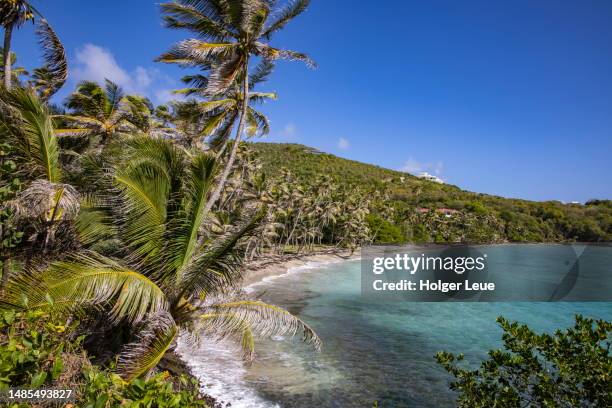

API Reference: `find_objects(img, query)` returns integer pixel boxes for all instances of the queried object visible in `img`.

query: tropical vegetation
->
[0,0,324,405]
[436,315,612,407]
[253,143,612,245]
[0,0,610,406]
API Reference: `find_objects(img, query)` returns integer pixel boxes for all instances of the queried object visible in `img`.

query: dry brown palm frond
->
[8,179,79,222]
[34,19,67,99]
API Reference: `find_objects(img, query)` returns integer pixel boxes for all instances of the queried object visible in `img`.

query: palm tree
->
[158,0,315,217]
[0,137,320,380]
[0,0,36,89]
[56,80,144,144]
[0,47,27,85]
[184,59,276,157]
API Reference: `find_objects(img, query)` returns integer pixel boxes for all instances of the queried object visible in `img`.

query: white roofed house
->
[416,172,444,184]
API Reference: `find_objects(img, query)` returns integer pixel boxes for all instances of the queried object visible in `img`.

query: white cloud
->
[155,89,184,104]
[73,44,132,89]
[71,44,177,104]
[337,137,350,150]
[279,123,297,138]
[400,157,444,175]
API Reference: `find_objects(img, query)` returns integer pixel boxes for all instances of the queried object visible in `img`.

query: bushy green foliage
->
[0,311,209,407]
[80,370,208,408]
[0,141,22,286]
[253,143,612,243]
[436,315,612,407]
[366,214,406,244]
[0,310,69,391]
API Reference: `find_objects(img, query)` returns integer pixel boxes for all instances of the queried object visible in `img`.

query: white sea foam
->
[176,336,279,408]
[178,256,358,407]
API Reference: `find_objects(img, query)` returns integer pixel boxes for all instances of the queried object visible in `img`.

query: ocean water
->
[178,245,612,408]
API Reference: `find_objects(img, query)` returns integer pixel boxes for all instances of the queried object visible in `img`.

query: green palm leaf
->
[1,252,168,324]
[199,299,322,360]
[262,0,310,39]
[161,2,232,41]
[117,311,178,380]
[0,87,61,182]
[177,207,265,301]
[167,153,217,279]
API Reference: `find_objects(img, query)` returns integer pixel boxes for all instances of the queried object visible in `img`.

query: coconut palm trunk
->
[3,25,12,89]
[203,58,250,216]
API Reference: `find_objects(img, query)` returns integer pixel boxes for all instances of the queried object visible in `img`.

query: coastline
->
[172,248,360,407]
[241,248,361,288]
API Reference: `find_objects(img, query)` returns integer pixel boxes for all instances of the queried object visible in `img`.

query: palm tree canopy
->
[57,80,151,139]
[158,0,315,95]
[0,0,38,28]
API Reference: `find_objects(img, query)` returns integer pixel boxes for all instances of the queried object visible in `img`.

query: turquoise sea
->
[178,244,612,407]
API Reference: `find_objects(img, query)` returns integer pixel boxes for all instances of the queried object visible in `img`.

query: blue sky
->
[11,0,612,202]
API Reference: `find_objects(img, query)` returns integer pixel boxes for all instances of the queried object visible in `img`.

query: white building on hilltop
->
[416,172,444,184]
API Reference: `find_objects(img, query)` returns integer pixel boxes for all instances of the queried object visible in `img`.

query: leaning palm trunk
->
[3,25,12,89]
[202,59,250,217]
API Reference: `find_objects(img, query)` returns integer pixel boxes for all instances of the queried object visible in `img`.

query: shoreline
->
[241,248,361,288]
[172,248,360,407]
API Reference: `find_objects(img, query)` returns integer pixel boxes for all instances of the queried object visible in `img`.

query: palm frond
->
[199,298,322,361]
[76,195,117,250]
[248,59,274,87]
[246,107,270,136]
[34,19,67,99]
[0,87,61,182]
[199,311,255,360]
[179,73,210,96]
[64,81,106,118]
[208,111,237,151]
[201,111,228,136]
[161,2,233,41]
[199,98,236,113]
[157,40,237,65]
[167,153,217,279]
[53,128,96,138]
[254,43,316,68]
[113,139,183,267]
[117,311,177,380]
[262,0,310,39]
[104,79,125,114]
[1,252,168,324]
[178,207,265,299]
[206,53,245,95]
[9,180,79,222]
[248,91,277,104]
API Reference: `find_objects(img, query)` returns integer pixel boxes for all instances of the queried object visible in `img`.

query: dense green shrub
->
[366,214,406,244]
[80,370,208,408]
[436,315,612,407]
[0,311,209,408]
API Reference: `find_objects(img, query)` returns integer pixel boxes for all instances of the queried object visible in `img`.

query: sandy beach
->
[241,248,360,287]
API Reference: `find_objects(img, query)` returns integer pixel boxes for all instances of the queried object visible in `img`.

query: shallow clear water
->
[179,245,612,408]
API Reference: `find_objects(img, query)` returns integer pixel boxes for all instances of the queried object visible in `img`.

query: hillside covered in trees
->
[252,143,612,244]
